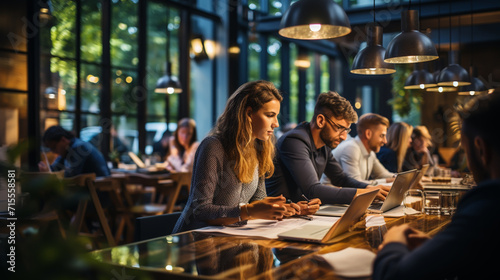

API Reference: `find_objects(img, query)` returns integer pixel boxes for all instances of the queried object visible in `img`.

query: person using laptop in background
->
[173,81,311,233]
[266,91,390,205]
[322,113,395,186]
[38,125,110,178]
[165,118,199,173]
[373,93,500,279]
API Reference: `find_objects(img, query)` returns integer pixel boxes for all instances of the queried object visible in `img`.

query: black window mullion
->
[99,0,112,160]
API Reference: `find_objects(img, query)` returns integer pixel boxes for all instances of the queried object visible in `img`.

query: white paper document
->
[315,247,376,277]
[194,216,340,239]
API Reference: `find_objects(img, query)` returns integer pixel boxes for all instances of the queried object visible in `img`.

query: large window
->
[38,0,221,160]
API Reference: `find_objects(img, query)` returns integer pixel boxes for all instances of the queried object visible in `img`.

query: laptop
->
[409,164,429,189]
[128,151,146,168]
[368,169,418,213]
[278,189,379,244]
[316,169,418,216]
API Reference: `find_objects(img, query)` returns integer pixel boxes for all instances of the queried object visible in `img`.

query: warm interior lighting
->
[125,76,133,83]
[294,59,311,68]
[351,24,395,75]
[437,64,471,86]
[87,75,99,83]
[404,69,437,89]
[384,10,438,64]
[228,46,240,54]
[426,86,457,93]
[191,38,204,54]
[309,24,322,32]
[279,0,351,40]
[203,40,216,59]
[156,9,182,94]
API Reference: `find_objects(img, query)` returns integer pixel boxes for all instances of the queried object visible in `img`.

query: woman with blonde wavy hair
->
[377,122,413,173]
[173,80,299,233]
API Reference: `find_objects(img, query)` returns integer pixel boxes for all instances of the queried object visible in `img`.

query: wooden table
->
[90,214,450,279]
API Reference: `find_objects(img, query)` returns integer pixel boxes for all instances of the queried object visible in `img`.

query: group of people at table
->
[37,80,499,279]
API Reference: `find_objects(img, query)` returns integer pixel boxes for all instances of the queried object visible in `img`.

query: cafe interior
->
[1,0,500,278]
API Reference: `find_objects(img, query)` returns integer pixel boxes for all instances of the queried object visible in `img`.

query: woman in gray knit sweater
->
[173,81,311,233]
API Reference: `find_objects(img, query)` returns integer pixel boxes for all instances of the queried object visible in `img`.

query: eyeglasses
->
[324,115,351,134]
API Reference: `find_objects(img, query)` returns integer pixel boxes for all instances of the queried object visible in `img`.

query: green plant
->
[389,65,423,123]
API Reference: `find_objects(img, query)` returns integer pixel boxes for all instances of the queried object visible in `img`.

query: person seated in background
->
[324,113,395,186]
[165,118,199,172]
[403,125,435,175]
[173,81,313,233]
[377,122,413,173]
[152,130,172,162]
[266,91,390,205]
[373,93,500,280]
[38,125,110,177]
[88,124,129,162]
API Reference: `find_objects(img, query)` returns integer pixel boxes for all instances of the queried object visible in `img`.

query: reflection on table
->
[91,214,451,279]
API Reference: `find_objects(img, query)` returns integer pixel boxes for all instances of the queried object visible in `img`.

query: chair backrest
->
[134,212,181,242]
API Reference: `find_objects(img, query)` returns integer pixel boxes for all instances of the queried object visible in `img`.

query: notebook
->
[277,189,379,244]
[316,169,418,216]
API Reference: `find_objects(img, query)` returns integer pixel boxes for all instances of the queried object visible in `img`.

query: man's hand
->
[359,185,391,200]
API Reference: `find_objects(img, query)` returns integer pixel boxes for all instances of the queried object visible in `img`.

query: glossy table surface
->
[91,214,451,279]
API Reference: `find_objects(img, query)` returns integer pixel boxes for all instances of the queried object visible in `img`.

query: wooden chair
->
[124,173,182,216]
[92,175,135,245]
[64,173,116,248]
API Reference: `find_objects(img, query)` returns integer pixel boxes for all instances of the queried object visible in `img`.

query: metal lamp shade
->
[155,74,182,94]
[404,69,437,89]
[437,64,471,87]
[384,10,438,64]
[279,0,351,40]
[351,25,395,75]
[458,77,487,95]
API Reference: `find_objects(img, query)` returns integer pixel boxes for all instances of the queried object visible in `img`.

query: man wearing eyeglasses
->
[266,91,390,204]
[322,113,395,186]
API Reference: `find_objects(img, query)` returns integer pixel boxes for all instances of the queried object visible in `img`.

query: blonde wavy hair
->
[386,122,413,172]
[211,80,282,183]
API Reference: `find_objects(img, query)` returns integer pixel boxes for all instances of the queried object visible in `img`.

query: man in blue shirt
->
[266,91,390,204]
[38,126,110,177]
[373,93,500,279]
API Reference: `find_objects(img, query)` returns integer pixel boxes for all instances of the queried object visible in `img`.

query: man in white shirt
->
[322,113,395,186]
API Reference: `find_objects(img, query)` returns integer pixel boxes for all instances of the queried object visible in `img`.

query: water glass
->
[403,189,424,216]
[366,225,387,249]
[440,191,458,215]
[424,191,441,215]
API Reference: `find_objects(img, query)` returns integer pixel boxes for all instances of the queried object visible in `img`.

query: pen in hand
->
[301,194,310,202]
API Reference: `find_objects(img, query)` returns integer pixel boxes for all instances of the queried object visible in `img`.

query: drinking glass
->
[403,189,424,216]
[424,191,441,215]
[440,191,458,215]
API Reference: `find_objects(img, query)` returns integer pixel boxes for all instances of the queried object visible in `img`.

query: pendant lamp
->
[437,0,470,87]
[404,69,436,89]
[437,63,470,87]
[279,0,351,40]
[427,69,457,92]
[351,16,395,74]
[458,67,487,95]
[384,10,438,64]
[155,9,182,94]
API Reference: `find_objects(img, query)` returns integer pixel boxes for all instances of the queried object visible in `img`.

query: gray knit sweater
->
[172,136,266,233]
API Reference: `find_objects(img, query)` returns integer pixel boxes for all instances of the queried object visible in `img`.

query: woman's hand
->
[283,202,301,217]
[296,198,321,215]
[246,196,287,220]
